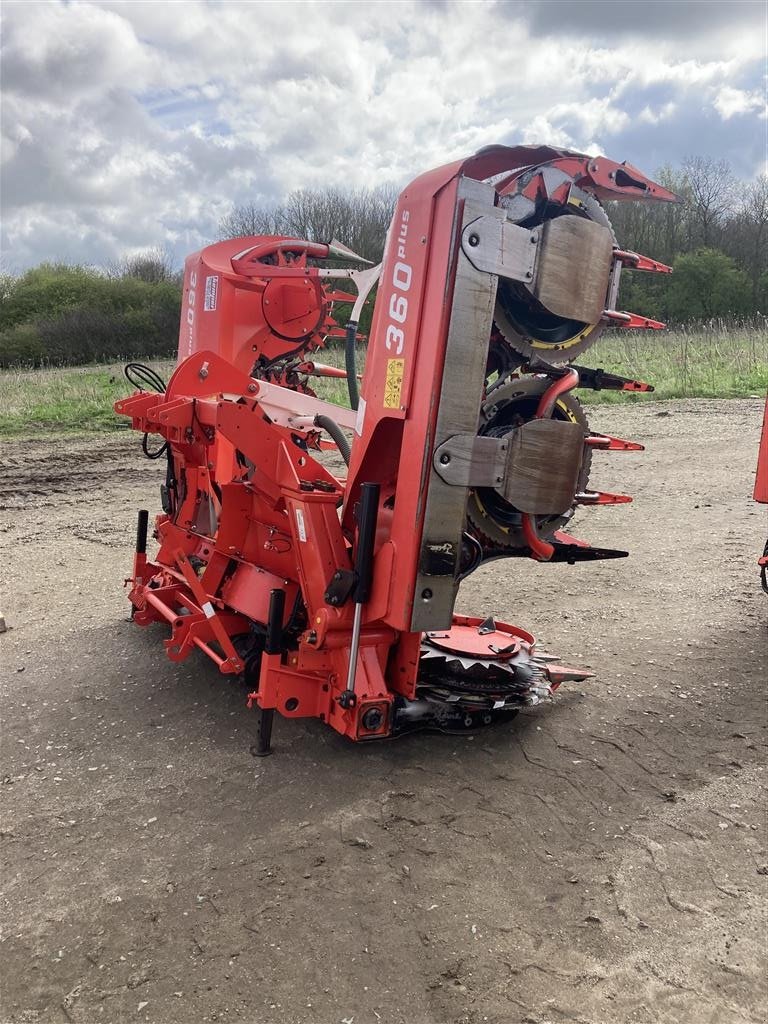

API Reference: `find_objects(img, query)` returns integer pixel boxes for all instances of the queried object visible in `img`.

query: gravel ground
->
[1,398,766,1024]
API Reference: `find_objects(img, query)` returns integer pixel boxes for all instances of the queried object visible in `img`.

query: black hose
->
[344,320,359,411]
[314,414,351,466]
[124,362,167,394]
[126,362,170,461]
[141,432,168,459]
[457,532,483,582]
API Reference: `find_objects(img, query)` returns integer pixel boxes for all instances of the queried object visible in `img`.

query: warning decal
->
[295,508,307,543]
[354,396,367,436]
[204,275,219,311]
[383,358,405,409]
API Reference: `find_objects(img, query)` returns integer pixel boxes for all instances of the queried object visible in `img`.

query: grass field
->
[0,324,765,437]
[579,322,767,403]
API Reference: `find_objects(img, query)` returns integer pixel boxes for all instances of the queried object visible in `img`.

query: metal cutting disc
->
[423,616,534,668]
[418,614,549,703]
[394,614,593,733]
[494,190,616,365]
[466,375,592,551]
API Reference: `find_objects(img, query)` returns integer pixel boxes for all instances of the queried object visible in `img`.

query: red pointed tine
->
[613,249,672,274]
[575,491,633,506]
[585,434,645,452]
[603,309,666,330]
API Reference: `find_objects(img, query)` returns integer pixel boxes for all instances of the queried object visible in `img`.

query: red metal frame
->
[116,144,677,742]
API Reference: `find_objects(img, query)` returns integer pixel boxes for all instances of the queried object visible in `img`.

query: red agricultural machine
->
[116,144,679,752]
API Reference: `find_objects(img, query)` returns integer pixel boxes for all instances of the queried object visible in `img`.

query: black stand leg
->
[250,589,284,758]
[253,707,274,757]
[136,509,149,554]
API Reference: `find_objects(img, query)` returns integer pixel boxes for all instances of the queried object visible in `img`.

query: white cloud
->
[638,102,678,125]
[0,0,764,270]
[713,85,765,119]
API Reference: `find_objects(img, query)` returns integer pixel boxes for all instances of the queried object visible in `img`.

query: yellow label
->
[383,358,405,409]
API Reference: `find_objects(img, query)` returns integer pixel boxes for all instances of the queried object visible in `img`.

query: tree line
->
[222,158,768,324]
[606,157,767,321]
[1,157,764,368]
[219,184,399,265]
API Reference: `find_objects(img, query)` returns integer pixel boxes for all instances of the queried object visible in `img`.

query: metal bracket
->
[434,419,585,515]
[324,568,357,607]
[461,210,614,328]
[461,213,538,284]
[433,434,508,488]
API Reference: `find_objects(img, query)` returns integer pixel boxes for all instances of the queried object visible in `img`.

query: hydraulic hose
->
[314,414,351,466]
[344,320,360,411]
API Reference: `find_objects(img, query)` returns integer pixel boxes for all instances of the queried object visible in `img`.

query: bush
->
[0,322,46,365]
[0,263,181,367]
[617,248,754,325]
[667,249,751,320]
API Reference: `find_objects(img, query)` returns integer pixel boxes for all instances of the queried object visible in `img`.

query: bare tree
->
[218,201,287,239]
[218,184,398,263]
[108,246,178,285]
[681,156,736,246]
[737,174,768,306]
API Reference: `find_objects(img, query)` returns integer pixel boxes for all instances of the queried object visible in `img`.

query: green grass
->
[0,361,175,437]
[581,323,768,404]
[0,325,764,438]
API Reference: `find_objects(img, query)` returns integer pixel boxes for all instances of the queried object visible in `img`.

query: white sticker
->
[354,396,367,436]
[201,601,215,619]
[295,508,307,543]
[204,275,219,311]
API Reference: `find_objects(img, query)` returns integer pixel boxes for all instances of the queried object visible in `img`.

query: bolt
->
[247,383,257,393]
[439,452,451,465]
[421,588,433,601]
[468,232,480,247]
[530,233,538,243]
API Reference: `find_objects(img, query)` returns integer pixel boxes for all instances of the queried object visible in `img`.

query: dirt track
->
[1,398,766,1024]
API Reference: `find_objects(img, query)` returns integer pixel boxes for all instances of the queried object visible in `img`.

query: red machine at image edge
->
[755,397,768,592]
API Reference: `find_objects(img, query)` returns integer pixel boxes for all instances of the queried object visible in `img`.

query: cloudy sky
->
[1,0,765,271]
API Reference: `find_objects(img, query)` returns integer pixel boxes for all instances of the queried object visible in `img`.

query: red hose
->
[524,367,580,560]
[534,367,580,419]
[522,514,554,561]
